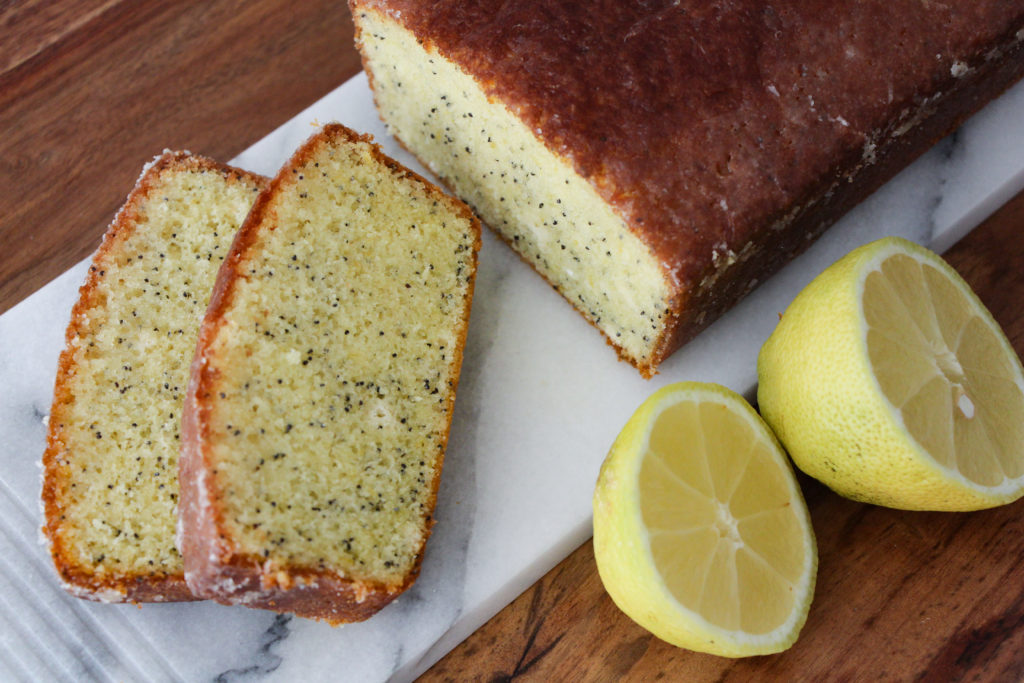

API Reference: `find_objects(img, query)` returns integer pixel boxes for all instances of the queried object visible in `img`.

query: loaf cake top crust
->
[179,123,480,623]
[41,152,265,602]
[356,0,1023,302]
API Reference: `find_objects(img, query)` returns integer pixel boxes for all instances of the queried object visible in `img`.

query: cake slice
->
[42,152,266,602]
[178,123,480,623]
[351,0,1024,377]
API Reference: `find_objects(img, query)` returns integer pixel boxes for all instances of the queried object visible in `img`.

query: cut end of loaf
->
[41,152,265,602]
[179,123,480,622]
[353,7,673,376]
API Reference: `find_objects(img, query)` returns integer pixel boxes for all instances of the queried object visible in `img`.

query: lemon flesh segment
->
[758,236,1024,510]
[593,382,817,657]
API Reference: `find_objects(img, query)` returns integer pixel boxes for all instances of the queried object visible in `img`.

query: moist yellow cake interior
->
[54,166,261,576]
[204,138,476,585]
[355,10,671,368]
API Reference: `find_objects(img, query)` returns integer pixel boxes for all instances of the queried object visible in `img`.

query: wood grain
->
[0,0,362,315]
[423,191,1024,682]
[5,2,1024,680]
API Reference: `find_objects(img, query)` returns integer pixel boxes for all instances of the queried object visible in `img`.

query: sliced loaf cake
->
[178,123,480,623]
[42,152,265,601]
[351,0,1024,376]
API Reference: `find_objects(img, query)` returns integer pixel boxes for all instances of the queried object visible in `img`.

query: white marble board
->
[2,72,1024,682]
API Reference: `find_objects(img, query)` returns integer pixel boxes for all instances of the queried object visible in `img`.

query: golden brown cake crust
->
[178,123,481,623]
[42,151,267,603]
[352,0,1024,375]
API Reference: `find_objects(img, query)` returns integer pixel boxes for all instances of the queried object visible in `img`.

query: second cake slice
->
[179,123,481,622]
[42,152,264,602]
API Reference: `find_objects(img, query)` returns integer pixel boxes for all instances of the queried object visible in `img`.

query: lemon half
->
[593,382,817,657]
[758,236,1024,511]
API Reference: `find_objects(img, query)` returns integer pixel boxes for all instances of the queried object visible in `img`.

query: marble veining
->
[213,615,291,681]
[1,72,1022,682]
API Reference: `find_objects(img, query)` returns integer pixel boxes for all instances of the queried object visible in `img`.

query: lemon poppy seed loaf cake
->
[351,0,1024,377]
[178,124,480,623]
[42,152,266,601]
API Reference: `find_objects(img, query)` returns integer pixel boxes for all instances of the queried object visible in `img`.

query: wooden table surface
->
[5,2,1024,680]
